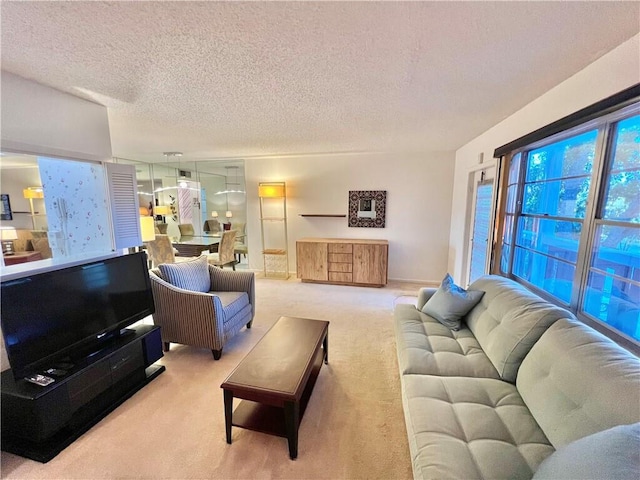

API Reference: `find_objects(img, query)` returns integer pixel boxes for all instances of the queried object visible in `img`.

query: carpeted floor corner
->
[1,278,421,479]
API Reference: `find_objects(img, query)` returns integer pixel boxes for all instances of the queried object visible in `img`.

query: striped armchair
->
[149,265,255,359]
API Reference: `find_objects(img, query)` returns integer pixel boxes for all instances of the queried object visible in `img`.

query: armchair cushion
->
[215,291,251,323]
[159,255,210,293]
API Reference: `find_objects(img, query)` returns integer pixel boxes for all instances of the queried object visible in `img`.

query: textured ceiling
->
[2,1,639,162]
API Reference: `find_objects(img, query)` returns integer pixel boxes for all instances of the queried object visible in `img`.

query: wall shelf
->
[299,214,346,218]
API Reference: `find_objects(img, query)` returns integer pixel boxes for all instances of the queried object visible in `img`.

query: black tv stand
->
[1,324,164,463]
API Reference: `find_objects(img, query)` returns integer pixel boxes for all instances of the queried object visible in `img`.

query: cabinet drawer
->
[110,342,144,384]
[328,253,352,263]
[67,359,112,412]
[328,262,352,273]
[329,272,353,283]
[328,243,352,254]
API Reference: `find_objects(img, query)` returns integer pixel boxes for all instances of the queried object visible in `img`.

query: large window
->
[499,105,639,347]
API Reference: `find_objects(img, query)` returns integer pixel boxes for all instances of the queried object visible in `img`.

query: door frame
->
[462,161,497,287]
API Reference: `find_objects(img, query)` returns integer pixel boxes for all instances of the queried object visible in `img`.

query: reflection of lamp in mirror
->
[211,211,219,218]
[224,210,232,231]
[140,216,156,242]
[23,187,44,229]
[155,205,170,223]
[0,227,18,255]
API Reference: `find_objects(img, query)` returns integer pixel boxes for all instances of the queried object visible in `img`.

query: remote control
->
[45,368,67,377]
[24,374,55,386]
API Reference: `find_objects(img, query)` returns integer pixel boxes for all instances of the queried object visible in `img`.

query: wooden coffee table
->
[221,316,329,459]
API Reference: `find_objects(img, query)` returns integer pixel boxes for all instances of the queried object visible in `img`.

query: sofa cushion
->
[394,304,500,378]
[464,275,571,383]
[421,274,484,330]
[400,374,554,480]
[517,317,640,448]
[532,423,640,480]
[158,255,211,293]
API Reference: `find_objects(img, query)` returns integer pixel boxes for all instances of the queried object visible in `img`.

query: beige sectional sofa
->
[394,275,640,480]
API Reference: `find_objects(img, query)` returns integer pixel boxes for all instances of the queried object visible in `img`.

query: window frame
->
[495,99,640,354]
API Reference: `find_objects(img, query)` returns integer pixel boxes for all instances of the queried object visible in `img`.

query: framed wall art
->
[348,190,386,228]
[0,194,13,220]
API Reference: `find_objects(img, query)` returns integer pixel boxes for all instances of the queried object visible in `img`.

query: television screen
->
[1,252,155,379]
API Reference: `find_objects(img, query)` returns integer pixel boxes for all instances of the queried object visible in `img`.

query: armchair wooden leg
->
[212,349,223,360]
[163,342,170,352]
[247,320,253,329]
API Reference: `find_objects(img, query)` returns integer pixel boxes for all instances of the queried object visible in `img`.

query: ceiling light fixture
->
[214,166,245,195]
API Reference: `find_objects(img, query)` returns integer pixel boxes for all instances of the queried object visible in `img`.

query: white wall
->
[449,34,640,283]
[1,71,112,161]
[245,151,455,283]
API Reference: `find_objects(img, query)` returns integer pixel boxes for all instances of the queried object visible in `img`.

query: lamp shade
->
[258,183,285,198]
[0,227,18,241]
[211,211,219,218]
[155,205,171,215]
[23,187,44,199]
[225,211,233,218]
[140,216,156,242]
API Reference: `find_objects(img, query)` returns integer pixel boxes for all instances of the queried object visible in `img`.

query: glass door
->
[465,166,496,286]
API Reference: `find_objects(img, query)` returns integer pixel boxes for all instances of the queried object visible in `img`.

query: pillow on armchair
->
[159,255,210,292]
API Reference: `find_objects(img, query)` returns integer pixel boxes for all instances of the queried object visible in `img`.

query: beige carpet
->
[1,278,422,480]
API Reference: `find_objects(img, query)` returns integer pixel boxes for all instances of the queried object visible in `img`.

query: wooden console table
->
[296,238,388,287]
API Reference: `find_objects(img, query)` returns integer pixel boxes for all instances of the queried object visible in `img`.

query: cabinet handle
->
[111,356,130,370]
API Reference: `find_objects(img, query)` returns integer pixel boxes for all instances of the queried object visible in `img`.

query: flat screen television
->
[1,252,155,379]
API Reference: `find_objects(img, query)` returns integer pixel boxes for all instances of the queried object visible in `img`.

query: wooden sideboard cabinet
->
[296,238,388,287]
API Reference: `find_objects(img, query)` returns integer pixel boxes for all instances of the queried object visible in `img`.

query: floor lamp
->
[23,187,44,230]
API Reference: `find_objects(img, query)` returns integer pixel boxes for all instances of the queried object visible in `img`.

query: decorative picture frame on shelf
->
[348,190,386,228]
[0,194,13,220]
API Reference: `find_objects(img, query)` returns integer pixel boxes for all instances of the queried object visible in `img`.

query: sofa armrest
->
[417,287,438,311]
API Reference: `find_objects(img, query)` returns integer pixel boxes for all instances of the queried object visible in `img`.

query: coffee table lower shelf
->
[230,352,323,439]
[231,401,287,437]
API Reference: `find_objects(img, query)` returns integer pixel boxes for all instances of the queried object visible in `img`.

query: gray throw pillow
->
[158,255,211,293]
[421,273,484,330]
[533,423,640,480]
